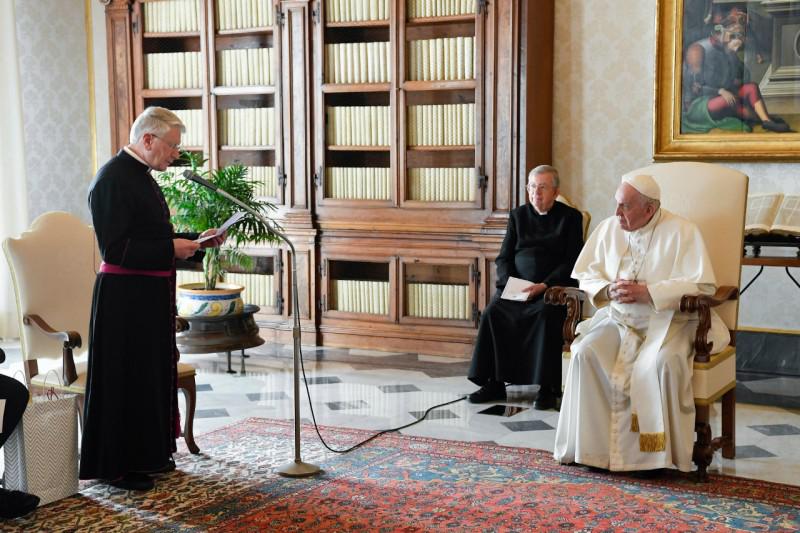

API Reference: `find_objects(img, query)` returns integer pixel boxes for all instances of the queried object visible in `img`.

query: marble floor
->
[2,339,799,487]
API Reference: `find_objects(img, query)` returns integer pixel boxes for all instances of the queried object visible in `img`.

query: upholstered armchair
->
[3,211,200,453]
[546,162,747,481]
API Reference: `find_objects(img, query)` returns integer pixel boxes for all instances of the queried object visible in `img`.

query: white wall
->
[552,0,800,331]
[13,0,110,224]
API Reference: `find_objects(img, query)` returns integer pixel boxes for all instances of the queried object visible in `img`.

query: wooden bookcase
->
[104,0,554,357]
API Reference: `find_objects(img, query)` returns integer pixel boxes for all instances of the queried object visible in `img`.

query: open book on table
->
[745,193,800,237]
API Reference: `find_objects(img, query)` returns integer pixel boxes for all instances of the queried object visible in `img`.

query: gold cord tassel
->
[630,413,639,432]
[639,432,666,452]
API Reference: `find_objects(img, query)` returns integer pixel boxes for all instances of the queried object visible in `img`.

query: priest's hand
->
[174,238,200,260]
[198,228,227,248]
[523,282,548,301]
[609,280,652,304]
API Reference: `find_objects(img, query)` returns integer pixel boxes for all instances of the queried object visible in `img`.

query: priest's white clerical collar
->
[123,145,150,170]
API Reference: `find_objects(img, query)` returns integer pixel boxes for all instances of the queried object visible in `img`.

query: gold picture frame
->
[655,0,800,160]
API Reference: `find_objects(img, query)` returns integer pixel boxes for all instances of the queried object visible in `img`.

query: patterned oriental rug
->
[5,418,800,532]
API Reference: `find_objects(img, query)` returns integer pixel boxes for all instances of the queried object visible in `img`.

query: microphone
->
[182,169,218,191]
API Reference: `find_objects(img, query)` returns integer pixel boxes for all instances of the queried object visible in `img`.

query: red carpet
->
[5,417,800,531]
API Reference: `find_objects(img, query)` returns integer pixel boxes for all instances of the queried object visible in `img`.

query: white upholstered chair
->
[546,162,747,480]
[3,211,200,453]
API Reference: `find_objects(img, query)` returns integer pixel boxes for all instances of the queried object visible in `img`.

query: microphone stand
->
[184,172,320,477]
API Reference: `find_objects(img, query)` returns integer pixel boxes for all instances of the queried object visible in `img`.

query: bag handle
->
[40,369,64,401]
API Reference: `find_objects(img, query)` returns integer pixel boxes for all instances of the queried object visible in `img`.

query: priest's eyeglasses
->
[153,135,181,151]
[527,184,554,192]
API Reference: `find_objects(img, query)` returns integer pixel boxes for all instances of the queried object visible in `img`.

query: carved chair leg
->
[693,404,712,482]
[721,389,736,459]
[178,376,200,454]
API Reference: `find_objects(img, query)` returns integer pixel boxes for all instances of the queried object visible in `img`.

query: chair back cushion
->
[556,194,591,240]
[624,162,747,330]
[3,212,99,361]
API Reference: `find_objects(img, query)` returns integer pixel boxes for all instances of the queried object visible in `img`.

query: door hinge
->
[321,294,327,312]
[477,173,488,190]
[477,0,488,15]
[276,5,285,26]
[318,262,326,277]
[314,166,324,188]
[277,166,287,188]
[471,268,481,285]
[276,295,284,313]
[472,303,480,322]
[312,2,321,25]
[131,16,139,35]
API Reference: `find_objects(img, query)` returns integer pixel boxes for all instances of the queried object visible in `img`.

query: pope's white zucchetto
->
[621,173,660,201]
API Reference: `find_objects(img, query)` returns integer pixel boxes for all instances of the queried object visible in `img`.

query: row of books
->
[326,106,391,146]
[408,168,475,202]
[216,0,274,30]
[407,37,475,81]
[176,270,276,308]
[325,42,391,84]
[248,166,278,197]
[146,52,203,90]
[407,0,477,18]
[217,48,274,87]
[332,279,390,314]
[173,109,205,146]
[745,192,800,236]
[144,0,201,33]
[407,283,470,320]
[225,272,276,307]
[407,104,475,146]
[325,167,392,200]
[325,0,389,23]
[218,108,275,146]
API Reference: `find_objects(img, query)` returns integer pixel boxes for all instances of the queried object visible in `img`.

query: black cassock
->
[468,201,583,390]
[79,150,200,480]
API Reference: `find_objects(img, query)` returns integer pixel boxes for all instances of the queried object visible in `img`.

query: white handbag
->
[4,390,79,506]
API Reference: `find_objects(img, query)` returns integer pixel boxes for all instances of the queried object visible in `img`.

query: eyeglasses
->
[527,184,554,192]
[152,135,181,151]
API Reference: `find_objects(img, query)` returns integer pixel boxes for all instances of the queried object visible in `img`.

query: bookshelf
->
[104,0,554,357]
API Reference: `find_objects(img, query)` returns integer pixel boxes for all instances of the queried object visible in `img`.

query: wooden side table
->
[176,304,265,374]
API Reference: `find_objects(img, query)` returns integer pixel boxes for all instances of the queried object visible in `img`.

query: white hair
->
[528,165,560,188]
[129,106,185,144]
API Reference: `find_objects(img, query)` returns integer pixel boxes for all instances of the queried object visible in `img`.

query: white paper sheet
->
[194,211,246,243]
[500,276,534,301]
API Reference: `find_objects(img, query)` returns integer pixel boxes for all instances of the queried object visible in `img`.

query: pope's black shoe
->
[468,381,506,403]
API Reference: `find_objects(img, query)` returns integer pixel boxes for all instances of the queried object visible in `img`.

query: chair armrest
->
[176,317,189,333]
[23,314,81,386]
[679,286,738,363]
[544,286,586,350]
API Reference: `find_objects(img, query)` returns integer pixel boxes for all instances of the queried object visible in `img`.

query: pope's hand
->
[609,279,651,304]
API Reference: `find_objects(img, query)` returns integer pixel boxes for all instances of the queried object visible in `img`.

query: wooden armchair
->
[546,162,747,480]
[3,211,200,453]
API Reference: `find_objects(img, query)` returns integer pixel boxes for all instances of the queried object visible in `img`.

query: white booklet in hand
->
[500,276,534,301]
[194,211,246,243]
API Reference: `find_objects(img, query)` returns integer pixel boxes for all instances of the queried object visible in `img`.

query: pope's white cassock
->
[553,206,729,472]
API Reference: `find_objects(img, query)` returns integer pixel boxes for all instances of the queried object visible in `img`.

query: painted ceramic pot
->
[177,282,245,317]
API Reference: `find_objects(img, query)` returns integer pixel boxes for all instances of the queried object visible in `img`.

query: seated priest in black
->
[0,349,40,519]
[467,165,584,409]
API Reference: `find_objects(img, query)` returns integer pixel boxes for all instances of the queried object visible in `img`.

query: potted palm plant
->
[157,152,280,317]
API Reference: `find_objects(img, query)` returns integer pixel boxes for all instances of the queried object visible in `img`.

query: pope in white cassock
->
[554,173,729,472]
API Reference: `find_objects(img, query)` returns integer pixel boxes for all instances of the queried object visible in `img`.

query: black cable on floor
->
[297,344,468,454]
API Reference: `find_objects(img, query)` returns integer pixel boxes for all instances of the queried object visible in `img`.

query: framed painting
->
[655,0,800,160]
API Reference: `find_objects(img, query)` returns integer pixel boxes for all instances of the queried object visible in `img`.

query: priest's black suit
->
[79,150,200,481]
[468,201,583,391]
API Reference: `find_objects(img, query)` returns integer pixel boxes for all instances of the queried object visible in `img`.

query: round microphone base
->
[277,460,322,478]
